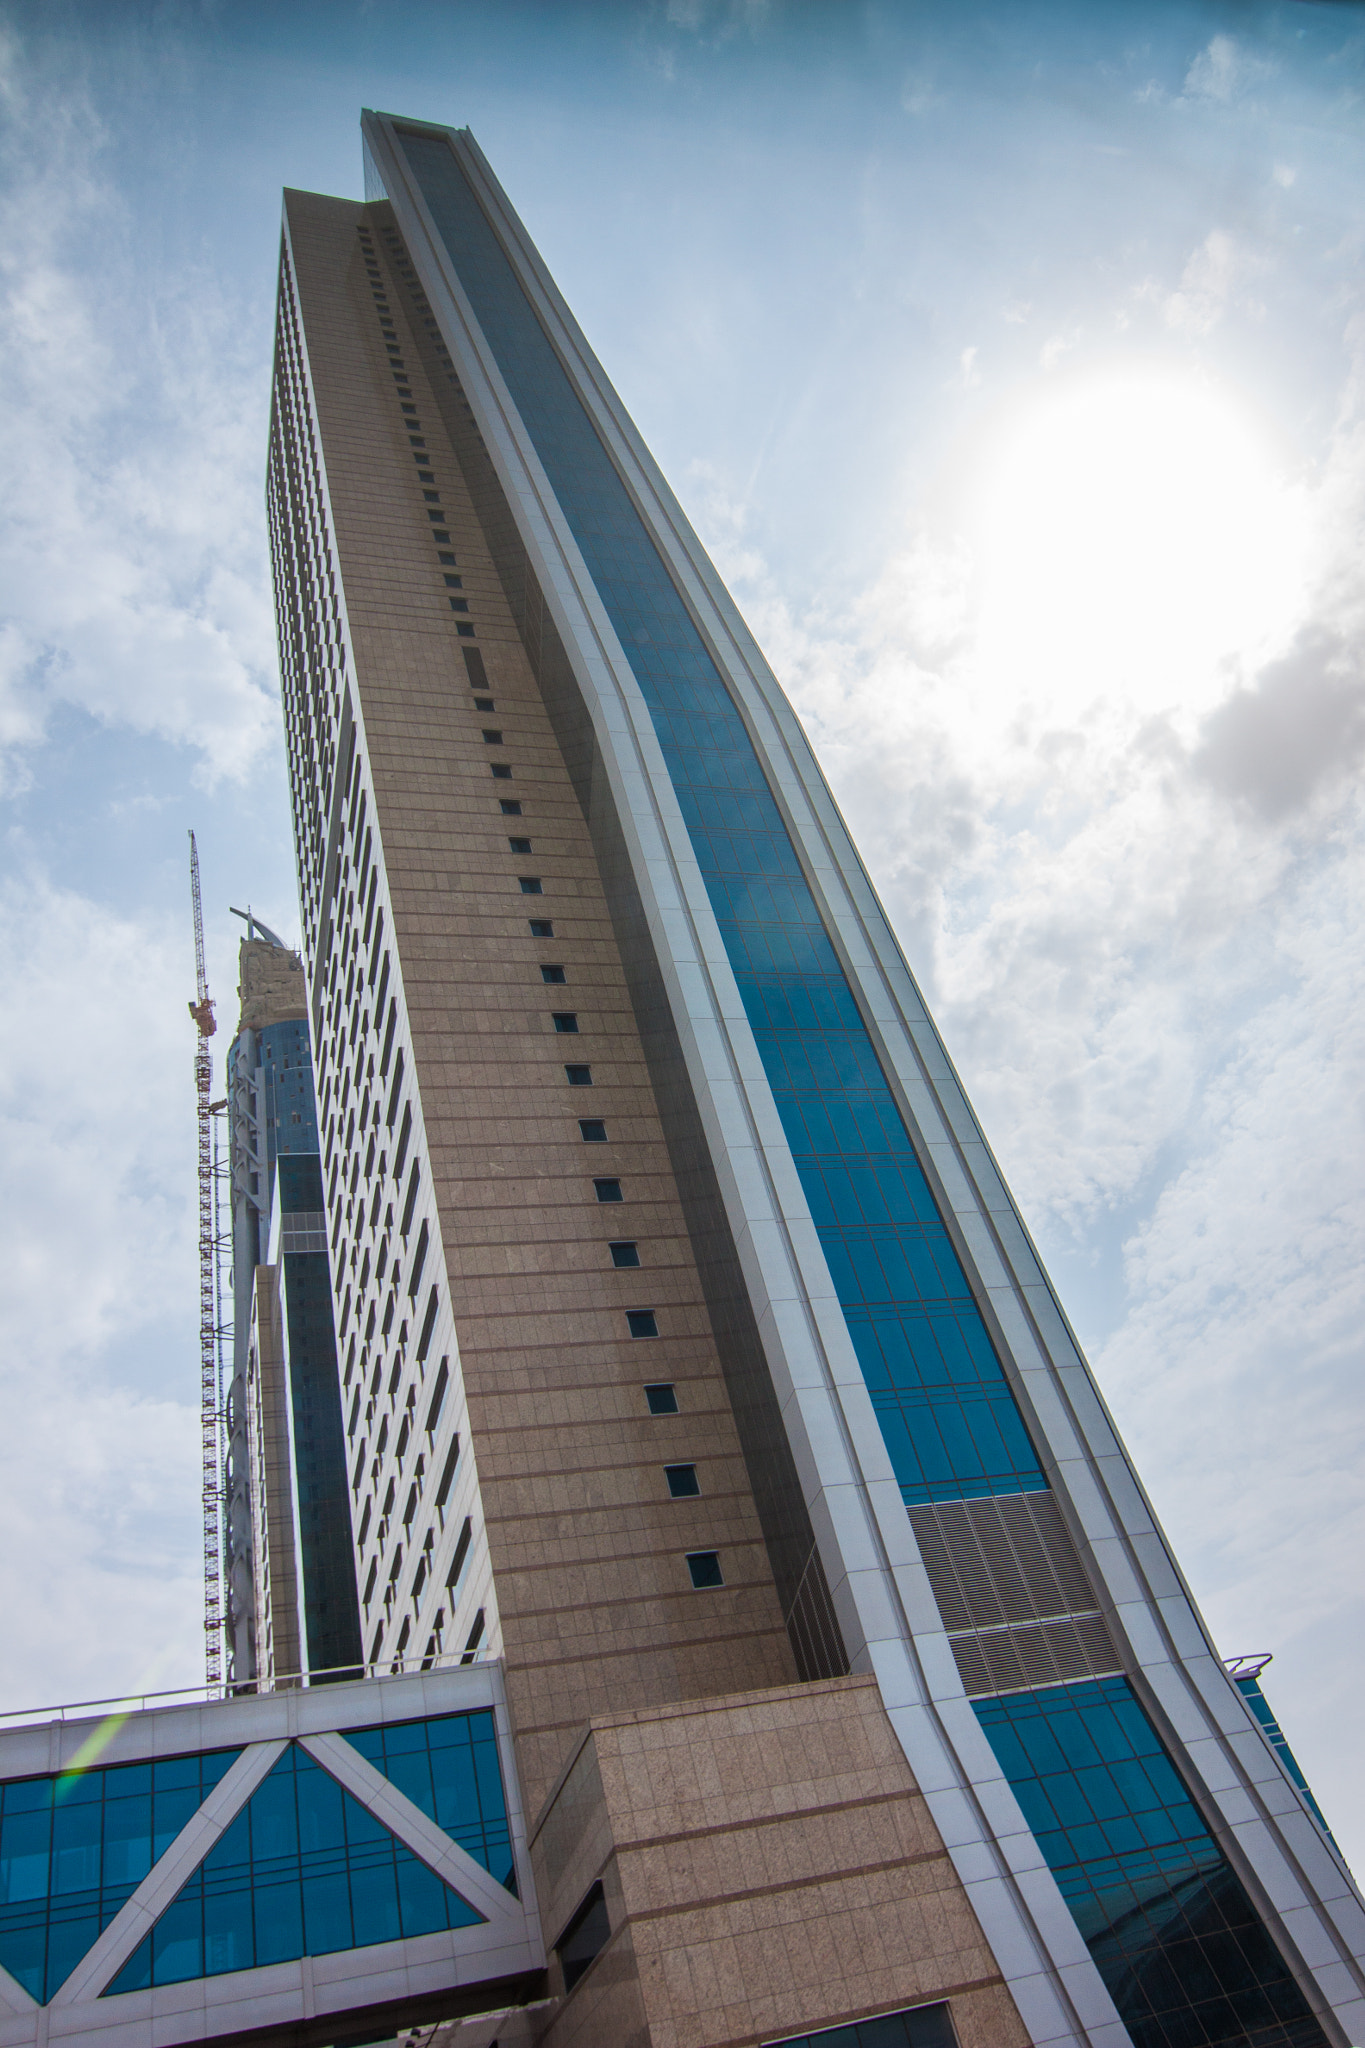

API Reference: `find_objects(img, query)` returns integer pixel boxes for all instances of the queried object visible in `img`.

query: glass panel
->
[975,1679,1329,2048]
[340,1710,515,1894]
[0,1746,240,2003]
[399,132,1047,1511]
[765,2003,955,2048]
[1234,1674,1335,1842]
[101,1743,481,1995]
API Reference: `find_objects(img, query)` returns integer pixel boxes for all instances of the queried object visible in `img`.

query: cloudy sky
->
[0,0,1361,1873]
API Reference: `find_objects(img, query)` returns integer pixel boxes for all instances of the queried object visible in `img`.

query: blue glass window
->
[768,2002,955,2048]
[399,133,1045,1509]
[1234,1674,1334,1842]
[0,1746,239,2003]
[342,1710,515,1891]
[103,1744,480,1994]
[975,1679,1328,2048]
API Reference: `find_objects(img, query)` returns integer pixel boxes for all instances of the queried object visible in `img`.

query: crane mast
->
[188,832,223,1691]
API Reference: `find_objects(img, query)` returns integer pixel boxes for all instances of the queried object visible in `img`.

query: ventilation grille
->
[909,1493,1120,1697]
[785,1541,849,1683]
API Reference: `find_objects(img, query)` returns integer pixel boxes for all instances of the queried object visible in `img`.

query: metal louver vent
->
[909,1493,1122,1698]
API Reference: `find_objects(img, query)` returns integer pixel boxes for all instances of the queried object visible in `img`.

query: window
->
[686,1552,724,1589]
[529,919,553,936]
[565,1064,592,1087]
[518,876,542,895]
[434,530,451,543]
[458,624,476,637]
[445,1515,472,1589]
[500,799,522,816]
[557,1881,610,1994]
[463,647,488,688]
[491,763,512,779]
[765,2006,956,2048]
[552,1013,578,1034]
[627,1309,658,1337]
[418,469,435,483]
[609,1241,639,1268]
[444,573,463,588]
[438,549,455,563]
[434,1435,461,1509]
[449,597,469,613]
[425,1358,449,1437]
[645,1383,678,1415]
[665,1464,700,1498]
[508,836,532,853]
[541,963,566,983]
[578,1118,607,1142]
[474,696,495,710]
[482,729,503,745]
[460,1609,486,1664]
[593,1177,622,1201]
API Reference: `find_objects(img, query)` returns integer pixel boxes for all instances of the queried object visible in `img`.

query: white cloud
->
[0,869,204,1709]
[1182,33,1274,105]
[0,35,277,792]
[1163,227,1249,336]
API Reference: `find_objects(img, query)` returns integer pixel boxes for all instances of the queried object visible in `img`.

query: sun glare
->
[968,368,1307,728]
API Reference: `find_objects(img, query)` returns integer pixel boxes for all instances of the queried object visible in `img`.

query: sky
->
[0,0,1361,1874]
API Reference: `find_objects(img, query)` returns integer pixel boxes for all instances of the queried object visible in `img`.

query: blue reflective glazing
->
[975,1679,1328,2048]
[399,131,1045,1508]
[769,2007,954,2048]
[102,1744,480,1995]
[1235,1675,1334,1843]
[0,1748,239,2003]
[342,1710,515,1891]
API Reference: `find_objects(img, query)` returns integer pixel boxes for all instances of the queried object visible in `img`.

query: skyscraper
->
[225,932,361,1689]
[262,112,1365,2048]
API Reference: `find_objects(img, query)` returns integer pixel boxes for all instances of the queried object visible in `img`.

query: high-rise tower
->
[263,114,1365,2048]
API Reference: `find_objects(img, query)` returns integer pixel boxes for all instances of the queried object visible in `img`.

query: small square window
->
[552,1013,578,1033]
[438,551,455,565]
[687,1551,724,1589]
[609,1241,639,1268]
[529,919,553,936]
[508,836,532,853]
[665,1464,700,1498]
[565,1064,593,1087]
[500,800,522,815]
[519,877,542,895]
[434,529,451,542]
[418,469,435,483]
[540,964,566,983]
[410,437,427,447]
[626,1309,657,1338]
[578,1118,607,1142]
[645,1383,678,1414]
[401,403,416,414]
[449,597,470,613]
[444,573,464,588]
[593,1177,622,1201]
[491,764,512,780]
[474,697,495,711]
[458,623,475,636]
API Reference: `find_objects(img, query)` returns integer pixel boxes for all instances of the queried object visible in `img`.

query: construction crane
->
[188,832,223,1691]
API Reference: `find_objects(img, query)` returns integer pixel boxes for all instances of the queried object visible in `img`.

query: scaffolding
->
[188,832,225,1691]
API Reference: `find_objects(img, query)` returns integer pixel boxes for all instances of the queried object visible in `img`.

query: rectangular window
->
[686,1551,724,1589]
[446,1514,473,1588]
[579,1118,607,1142]
[474,697,495,711]
[449,597,469,613]
[425,1358,449,1437]
[394,1101,413,1180]
[645,1383,678,1415]
[416,1285,439,1362]
[540,963,566,983]
[491,764,512,779]
[519,877,542,895]
[529,919,553,936]
[557,1881,610,1994]
[401,1159,420,1235]
[408,1219,430,1298]
[508,836,532,854]
[627,1309,658,1337]
[438,548,455,562]
[666,1464,700,1498]
[460,1609,486,1664]
[552,1013,579,1034]
[764,2006,955,2048]
[609,1241,639,1268]
[481,729,503,744]
[463,647,488,688]
[434,1435,461,1509]
[457,623,475,637]
[422,489,439,502]
[443,573,463,588]
[565,1063,592,1086]
[500,799,522,815]
[434,530,451,543]
[593,1177,622,1202]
